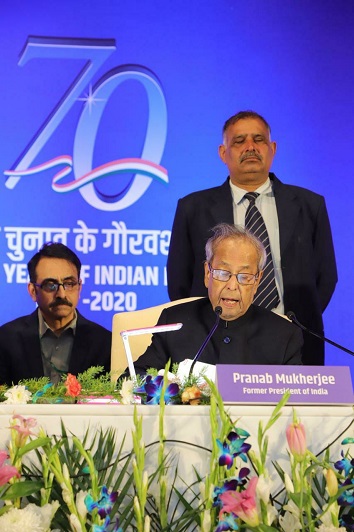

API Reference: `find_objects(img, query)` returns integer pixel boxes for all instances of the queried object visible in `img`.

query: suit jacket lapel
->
[271,173,300,256]
[68,311,86,375]
[209,178,234,224]
[23,311,45,377]
[209,175,299,257]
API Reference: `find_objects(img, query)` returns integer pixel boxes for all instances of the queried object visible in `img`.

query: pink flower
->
[64,374,82,397]
[219,476,259,527]
[0,450,20,486]
[286,422,307,461]
[10,415,37,447]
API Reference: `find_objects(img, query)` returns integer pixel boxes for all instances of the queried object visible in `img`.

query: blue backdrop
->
[1,1,353,378]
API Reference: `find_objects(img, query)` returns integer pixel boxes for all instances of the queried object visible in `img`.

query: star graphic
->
[77,85,105,114]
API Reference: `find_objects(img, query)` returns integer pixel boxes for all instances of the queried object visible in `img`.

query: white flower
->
[256,474,271,503]
[255,475,277,525]
[62,463,70,481]
[279,510,302,532]
[142,470,148,491]
[120,378,134,404]
[61,481,72,506]
[143,515,151,532]
[75,490,88,520]
[38,501,59,529]
[283,499,301,518]
[284,472,295,493]
[4,385,32,404]
[0,501,59,531]
[266,504,278,525]
[134,495,142,519]
[199,509,211,531]
[157,369,179,383]
[320,502,340,527]
[69,513,82,532]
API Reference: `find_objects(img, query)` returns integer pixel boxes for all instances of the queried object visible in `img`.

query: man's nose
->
[225,274,240,290]
[245,138,257,151]
[56,284,66,295]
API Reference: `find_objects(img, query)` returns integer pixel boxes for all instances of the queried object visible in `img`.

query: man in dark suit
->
[167,111,337,365]
[0,242,111,386]
[134,224,303,374]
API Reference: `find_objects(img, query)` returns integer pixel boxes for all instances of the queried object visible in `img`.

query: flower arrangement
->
[0,369,353,531]
[0,364,211,406]
[0,366,120,405]
[0,414,127,531]
[205,387,354,532]
[132,364,211,405]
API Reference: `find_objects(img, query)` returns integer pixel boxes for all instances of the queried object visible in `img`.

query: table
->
[1,403,352,488]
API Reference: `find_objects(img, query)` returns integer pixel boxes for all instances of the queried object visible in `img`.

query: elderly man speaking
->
[134,223,303,375]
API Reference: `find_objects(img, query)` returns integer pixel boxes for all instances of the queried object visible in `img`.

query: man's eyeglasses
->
[208,264,259,285]
[32,280,81,293]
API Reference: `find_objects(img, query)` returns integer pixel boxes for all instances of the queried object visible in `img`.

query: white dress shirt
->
[229,177,284,314]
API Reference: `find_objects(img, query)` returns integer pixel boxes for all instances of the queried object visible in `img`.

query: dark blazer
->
[134,298,303,374]
[0,310,112,386]
[166,174,337,365]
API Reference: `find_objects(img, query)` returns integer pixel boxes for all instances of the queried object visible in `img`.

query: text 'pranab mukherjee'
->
[233,372,336,387]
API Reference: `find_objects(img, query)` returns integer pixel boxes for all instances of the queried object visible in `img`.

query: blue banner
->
[1,1,353,378]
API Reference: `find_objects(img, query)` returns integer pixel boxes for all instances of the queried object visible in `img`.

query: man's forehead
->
[35,257,77,276]
[227,118,270,135]
[216,259,254,271]
[213,240,258,263]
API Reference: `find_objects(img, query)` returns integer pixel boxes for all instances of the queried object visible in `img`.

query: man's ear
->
[218,144,226,163]
[254,270,263,294]
[204,261,210,288]
[27,282,37,303]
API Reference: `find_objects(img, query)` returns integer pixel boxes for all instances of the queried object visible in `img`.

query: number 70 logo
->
[4,36,168,211]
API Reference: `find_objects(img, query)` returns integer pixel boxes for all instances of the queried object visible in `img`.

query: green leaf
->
[17,437,52,457]
[0,480,43,500]
[288,490,311,507]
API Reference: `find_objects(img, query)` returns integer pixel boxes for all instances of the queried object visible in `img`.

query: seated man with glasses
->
[133,223,303,374]
[0,242,112,385]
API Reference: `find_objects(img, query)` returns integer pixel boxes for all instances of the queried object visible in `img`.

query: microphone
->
[188,306,222,378]
[286,311,354,357]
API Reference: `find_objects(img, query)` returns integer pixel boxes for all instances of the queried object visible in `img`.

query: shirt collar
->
[38,308,77,338]
[229,176,272,205]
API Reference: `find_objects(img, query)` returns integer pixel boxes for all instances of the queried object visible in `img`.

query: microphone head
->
[215,306,222,315]
[286,311,296,322]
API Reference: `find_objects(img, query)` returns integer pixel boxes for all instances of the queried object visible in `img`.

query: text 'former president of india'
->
[134,223,303,374]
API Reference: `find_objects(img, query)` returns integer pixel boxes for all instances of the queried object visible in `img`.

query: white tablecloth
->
[0,403,352,489]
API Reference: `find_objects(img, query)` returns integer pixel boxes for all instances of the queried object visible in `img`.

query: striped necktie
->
[244,192,280,310]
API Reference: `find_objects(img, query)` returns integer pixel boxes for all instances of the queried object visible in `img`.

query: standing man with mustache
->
[0,242,111,385]
[167,110,337,365]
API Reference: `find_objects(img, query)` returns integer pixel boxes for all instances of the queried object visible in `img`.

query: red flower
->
[64,374,82,397]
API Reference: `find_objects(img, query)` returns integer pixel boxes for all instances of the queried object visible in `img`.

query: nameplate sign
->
[216,365,354,405]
